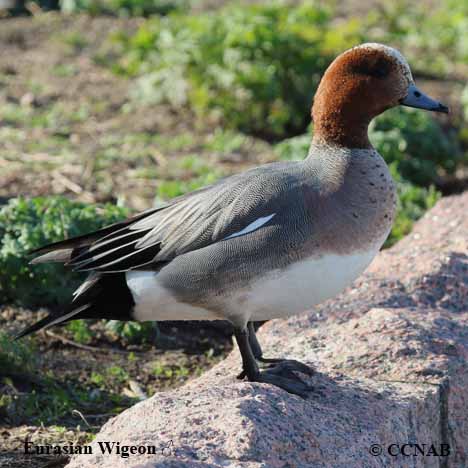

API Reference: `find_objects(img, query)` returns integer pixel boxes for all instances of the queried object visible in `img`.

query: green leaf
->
[0,196,128,308]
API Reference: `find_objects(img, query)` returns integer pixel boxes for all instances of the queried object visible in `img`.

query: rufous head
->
[311,43,448,148]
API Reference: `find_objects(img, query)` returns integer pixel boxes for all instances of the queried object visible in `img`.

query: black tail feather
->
[14,273,135,340]
[13,304,90,340]
[14,315,57,340]
[16,204,165,341]
[72,242,161,273]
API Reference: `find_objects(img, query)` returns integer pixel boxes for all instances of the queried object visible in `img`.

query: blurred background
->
[0,1,467,466]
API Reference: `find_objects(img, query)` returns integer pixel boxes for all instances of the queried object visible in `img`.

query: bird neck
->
[311,101,372,149]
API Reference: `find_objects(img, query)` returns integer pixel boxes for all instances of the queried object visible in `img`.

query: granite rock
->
[67,192,467,468]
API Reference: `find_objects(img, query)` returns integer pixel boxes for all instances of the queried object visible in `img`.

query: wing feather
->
[30,162,288,273]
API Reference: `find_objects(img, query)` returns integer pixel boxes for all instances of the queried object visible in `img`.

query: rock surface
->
[67,193,467,468]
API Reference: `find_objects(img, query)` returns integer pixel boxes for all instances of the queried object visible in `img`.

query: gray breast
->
[301,143,397,255]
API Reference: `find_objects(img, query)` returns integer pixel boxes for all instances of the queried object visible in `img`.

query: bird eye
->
[351,58,390,79]
[366,67,388,78]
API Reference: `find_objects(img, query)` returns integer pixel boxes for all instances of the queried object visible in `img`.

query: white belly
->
[126,246,379,324]
[244,247,379,321]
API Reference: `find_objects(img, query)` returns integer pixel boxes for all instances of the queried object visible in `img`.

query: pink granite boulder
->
[67,192,468,468]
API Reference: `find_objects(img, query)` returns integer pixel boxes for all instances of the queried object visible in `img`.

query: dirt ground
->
[0,14,273,210]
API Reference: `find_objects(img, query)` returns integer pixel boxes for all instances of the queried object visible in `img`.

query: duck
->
[15,43,448,397]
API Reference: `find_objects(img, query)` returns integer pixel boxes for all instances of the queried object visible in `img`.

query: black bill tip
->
[433,102,449,114]
[400,84,450,114]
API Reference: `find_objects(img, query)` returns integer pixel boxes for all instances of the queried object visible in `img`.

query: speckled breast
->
[303,145,397,256]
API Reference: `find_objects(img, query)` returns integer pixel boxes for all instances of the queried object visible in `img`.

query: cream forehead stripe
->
[350,43,414,83]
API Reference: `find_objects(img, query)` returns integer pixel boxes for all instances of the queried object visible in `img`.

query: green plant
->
[52,63,79,77]
[112,3,363,139]
[174,365,189,378]
[462,85,468,120]
[152,362,169,377]
[0,331,38,376]
[90,371,105,386]
[61,0,186,17]
[385,163,440,247]
[274,128,311,161]
[66,320,93,344]
[0,101,90,137]
[2,371,133,425]
[104,1,468,146]
[152,362,188,379]
[106,365,129,384]
[0,197,128,308]
[366,0,468,76]
[105,320,159,344]
[203,129,247,155]
[460,85,468,151]
[61,32,89,52]
[370,107,462,187]
[155,154,222,201]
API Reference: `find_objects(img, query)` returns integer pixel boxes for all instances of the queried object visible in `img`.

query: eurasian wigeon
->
[16,43,449,397]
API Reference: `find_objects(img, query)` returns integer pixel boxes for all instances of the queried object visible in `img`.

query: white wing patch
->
[223,213,276,240]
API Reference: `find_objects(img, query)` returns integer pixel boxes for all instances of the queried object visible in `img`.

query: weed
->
[61,0,187,17]
[0,197,128,308]
[105,320,159,344]
[0,331,38,376]
[66,320,93,345]
[112,3,362,139]
[106,365,129,384]
[61,32,89,52]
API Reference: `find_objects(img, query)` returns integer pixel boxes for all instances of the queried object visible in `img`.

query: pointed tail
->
[13,304,90,340]
[13,272,135,340]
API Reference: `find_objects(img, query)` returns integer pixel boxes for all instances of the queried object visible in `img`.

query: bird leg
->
[247,322,315,374]
[234,325,313,398]
[247,321,263,359]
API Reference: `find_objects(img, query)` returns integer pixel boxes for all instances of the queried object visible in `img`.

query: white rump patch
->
[125,271,219,321]
[223,213,276,240]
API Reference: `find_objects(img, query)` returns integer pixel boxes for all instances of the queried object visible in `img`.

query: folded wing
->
[30,165,286,274]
